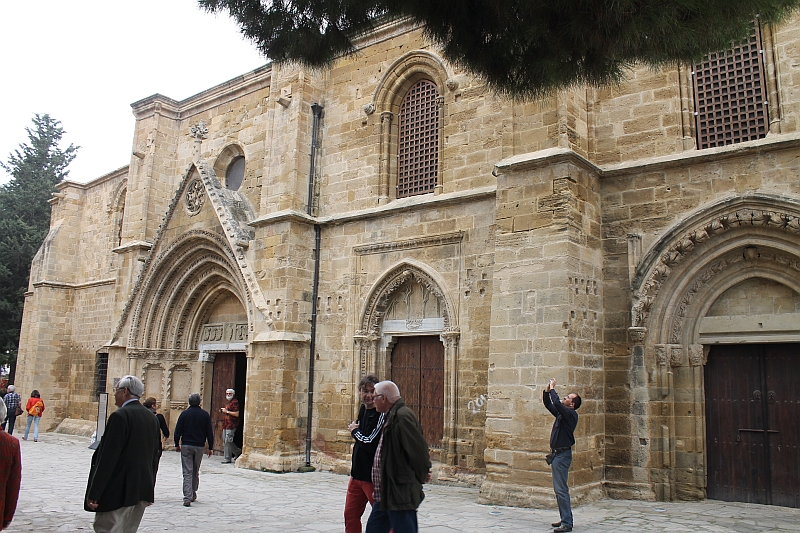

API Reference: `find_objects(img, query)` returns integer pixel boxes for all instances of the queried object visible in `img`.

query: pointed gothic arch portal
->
[356,262,459,459]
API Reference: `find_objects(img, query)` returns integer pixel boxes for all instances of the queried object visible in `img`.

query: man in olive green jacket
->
[365,380,431,533]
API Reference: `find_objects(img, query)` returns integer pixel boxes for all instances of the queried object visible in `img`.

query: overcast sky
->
[0,1,266,185]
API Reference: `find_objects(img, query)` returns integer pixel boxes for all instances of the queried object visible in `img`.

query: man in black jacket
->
[85,375,160,532]
[174,393,214,507]
[365,380,431,533]
[345,375,385,533]
[543,378,581,533]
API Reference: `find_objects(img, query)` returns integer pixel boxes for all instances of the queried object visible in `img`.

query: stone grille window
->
[95,352,109,397]
[397,80,439,198]
[693,24,768,149]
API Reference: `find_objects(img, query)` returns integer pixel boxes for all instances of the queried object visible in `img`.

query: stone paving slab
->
[9,433,800,532]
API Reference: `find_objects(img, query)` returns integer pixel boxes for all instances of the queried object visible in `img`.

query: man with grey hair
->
[219,388,241,464]
[365,380,431,533]
[174,393,213,507]
[84,375,160,533]
[2,385,21,435]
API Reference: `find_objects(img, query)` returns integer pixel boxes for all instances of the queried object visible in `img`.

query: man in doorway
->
[220,388,241,464]
[365,380,431,533]
[543,378,581,533]
[174,393,214,507]
[84,375,160,533]
[344,375,385,533]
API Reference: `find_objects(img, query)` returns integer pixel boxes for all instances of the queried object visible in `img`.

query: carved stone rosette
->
[185,179,205,215]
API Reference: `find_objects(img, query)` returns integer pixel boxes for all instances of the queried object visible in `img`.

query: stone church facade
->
[16,15,800,508]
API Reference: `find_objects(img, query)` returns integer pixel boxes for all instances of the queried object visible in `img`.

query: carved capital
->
[688,344,708,366]
[628,326,647,344]
[655,344,668,366]
[669,344,684,367]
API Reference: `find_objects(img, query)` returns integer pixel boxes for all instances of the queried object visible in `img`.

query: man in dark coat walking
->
[174,392,214,507]
[365,380,431,533]
[85,375,160,533]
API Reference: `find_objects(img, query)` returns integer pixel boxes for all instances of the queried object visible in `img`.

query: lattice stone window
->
[397,80,439,198]
[95,352,109,397]
[692,24,768,150]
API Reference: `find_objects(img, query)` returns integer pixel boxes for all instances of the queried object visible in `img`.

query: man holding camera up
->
[543,378,581,533]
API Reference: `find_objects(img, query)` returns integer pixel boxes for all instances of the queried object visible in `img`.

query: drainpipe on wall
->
[301,102,324,471]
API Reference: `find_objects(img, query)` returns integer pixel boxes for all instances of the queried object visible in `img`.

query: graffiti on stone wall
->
[467,394,487,414]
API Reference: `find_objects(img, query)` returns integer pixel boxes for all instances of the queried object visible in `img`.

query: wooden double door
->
[705,344,800,507]
[210,352,247,455]
[391,336,444,449]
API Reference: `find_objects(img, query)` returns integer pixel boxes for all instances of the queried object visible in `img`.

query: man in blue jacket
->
[543,378,581,533]
[174,393,214,507]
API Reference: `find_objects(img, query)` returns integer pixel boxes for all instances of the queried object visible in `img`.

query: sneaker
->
[553,525,572,532]
[183,501,191,507]
[552,522,562,528]
[221,460,232,464]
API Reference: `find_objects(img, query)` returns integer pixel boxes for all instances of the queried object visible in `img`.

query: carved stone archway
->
[627,193,800,501]
[355,261,461,464]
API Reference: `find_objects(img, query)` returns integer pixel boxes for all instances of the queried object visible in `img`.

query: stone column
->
[378,111,393,205]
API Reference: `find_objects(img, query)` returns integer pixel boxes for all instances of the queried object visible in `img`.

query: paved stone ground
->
[9,433,800,532]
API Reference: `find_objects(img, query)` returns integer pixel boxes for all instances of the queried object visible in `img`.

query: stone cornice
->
[354,231,463,255]
[250,187,496,229]
[32,278,116,290]
[249,209,316,228]
[56,166,129,192]
[131,65,272,121]
[112,240,153,254]
[493,148,599,176]
[601,132,800,177]
[493,132,800,179]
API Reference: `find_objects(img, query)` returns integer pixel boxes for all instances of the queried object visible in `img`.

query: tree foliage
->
[0,114,78,368]
[199,0,800,99]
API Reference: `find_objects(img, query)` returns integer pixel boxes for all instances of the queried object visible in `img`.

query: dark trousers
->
[1,414,15,434]
[365,501,418,533]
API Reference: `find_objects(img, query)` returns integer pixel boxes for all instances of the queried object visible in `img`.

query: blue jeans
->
[24,415,40,440]
[365,500,418,533]
[551,449,573,528]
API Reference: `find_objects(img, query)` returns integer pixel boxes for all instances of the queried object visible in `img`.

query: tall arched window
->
[397,80,439,198]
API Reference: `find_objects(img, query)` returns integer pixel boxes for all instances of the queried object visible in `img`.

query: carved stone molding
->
[628,326,647,344]
[655,344,668,366]
[190,121,208,139]
[667,247,800,344]
[363,103,375,115]
[200,322,249,343]
[631,202,800,330]
[445,78,459,91]
[688,344,707,366]
[185,179,205,215]
[359,265,455,337]
[354,231,463,256]
[669,345,684,367]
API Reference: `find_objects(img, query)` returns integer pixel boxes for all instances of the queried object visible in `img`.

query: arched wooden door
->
[391,336,444,448]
